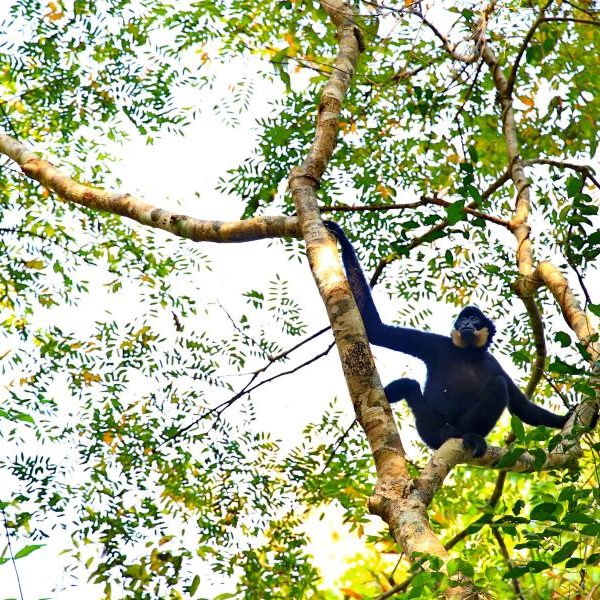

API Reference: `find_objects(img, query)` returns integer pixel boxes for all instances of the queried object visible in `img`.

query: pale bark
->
[289,0,411,487]
[289,2,484,597]
[481,45,534,278]
[0,134,300,243]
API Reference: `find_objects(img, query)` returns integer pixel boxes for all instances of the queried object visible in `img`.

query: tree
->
[0,0,598,598]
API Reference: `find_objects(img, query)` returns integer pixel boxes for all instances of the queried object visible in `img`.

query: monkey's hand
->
[323,220,344,240]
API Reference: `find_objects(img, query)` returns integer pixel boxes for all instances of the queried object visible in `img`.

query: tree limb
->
[0,133,300,243]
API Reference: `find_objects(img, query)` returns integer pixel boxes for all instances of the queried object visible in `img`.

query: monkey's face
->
[451,312,490,349]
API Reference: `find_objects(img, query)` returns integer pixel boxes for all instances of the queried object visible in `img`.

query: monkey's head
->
[451,306,495,350]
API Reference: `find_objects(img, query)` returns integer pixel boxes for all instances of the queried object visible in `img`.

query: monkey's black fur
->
[325,221,569,457]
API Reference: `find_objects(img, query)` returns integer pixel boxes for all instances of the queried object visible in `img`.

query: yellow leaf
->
[46,3,64,21]
[376,183,392,199]
[82,371,101,384]
[24,259,45,270]
[339,588,363,599]
[102,431,114,444]
[519,96,535,108]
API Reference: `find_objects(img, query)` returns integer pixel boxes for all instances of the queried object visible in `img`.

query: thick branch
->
[414,436,581,509]
[289,0,466,580]
[534,262,600,365]
[290,0,411,482]
[0,134,300,243]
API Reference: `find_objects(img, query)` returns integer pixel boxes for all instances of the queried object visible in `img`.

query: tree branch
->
[0,133,300,243]
[523,158,600,191]
[505,0,554,97]
[416,14,478,64]
[369,169,512,286]
[289,2,482,592]
[322,195,511,228]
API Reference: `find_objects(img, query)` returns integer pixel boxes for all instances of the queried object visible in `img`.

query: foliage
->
[0,0,599,599]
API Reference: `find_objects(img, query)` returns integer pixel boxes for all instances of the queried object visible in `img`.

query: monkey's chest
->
[432,361,490,403]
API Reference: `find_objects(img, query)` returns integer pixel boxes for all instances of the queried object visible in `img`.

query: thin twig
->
[541,16,600,27]
[321,418,357,472]
[523,158,600,191]
[492,527,526,600]
[2,508,24,600]
[505,0,554,97]
[368,169,512,285]
[417,14,478,63]
[322,195,511,228]
[160,341,336,446]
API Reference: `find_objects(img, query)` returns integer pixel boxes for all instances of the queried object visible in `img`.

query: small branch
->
[417,14,478,64]
[505,0,553,97]
[322,195,511,228]
[321,418,357,472]
[541,16,600,27]
[523,158,600,191]
[368,169,512,286]
[263,325,330,367]
[1,508,24,600]
[491,527,526,600]
[0,133,300,244]
[161,340,336,446]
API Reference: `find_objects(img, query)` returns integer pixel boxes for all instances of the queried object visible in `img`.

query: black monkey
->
[325,221,569,457]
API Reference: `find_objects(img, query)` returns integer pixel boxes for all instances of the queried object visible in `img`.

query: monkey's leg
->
[385,379,459,450]
[456,376,508,457]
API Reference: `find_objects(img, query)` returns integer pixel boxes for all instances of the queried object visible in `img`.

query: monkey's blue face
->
[451,309,491,349]
[454,314,482,343]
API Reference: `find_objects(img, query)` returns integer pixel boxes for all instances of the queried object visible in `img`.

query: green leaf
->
[552,541,578,564]
[13,411,36,424]
[444,201,466,225]
[554,331,571,347]
[530,448,547,470]
[510,416,525,440]
[15,544,44,559]
[496,447,526,468]
[563,512,594,524]
[188,575,201,596]
[530,502,559,521]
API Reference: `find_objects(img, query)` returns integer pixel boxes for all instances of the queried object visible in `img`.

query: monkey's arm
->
[325,221,445,361]
[506,376,569,429]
